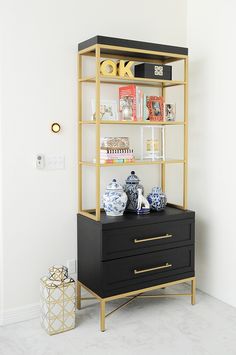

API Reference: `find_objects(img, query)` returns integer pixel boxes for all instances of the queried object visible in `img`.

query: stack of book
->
[100,148,135,164]
[97,137,135,164]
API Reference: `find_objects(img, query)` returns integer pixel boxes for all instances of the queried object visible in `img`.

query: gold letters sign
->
[100,60,134,78]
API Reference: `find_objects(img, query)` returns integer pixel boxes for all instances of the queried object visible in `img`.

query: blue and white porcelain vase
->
[103,179,127,216]
[123,171,144,212]
[147,187,167,211]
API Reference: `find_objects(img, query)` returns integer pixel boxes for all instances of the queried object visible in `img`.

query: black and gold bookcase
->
[77,36,195,331]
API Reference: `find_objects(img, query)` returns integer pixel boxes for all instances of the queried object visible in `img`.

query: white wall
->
[0,39,3,324]
[0,0,187,321]
[188,0,236,307]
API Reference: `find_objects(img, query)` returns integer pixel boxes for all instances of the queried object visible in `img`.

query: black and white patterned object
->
[103,179,128,216]
[154,66,163,76]
[123,171,144,212]
[147,187,167,211]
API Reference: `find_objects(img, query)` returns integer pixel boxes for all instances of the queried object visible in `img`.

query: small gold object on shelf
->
[100,59,134,78]
[146,139,159,156]
[140,126,165,161]
[100,60,117,76]
[117,60,134,78]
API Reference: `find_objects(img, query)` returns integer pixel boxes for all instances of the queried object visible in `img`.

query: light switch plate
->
[46,155,65,170]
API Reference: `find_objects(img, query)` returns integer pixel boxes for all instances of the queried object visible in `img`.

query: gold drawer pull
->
[134,234,173,243]
[134,262,172,275]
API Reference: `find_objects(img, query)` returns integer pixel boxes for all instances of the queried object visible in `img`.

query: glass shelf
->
[79,120,185,125]
[79,75,186,88]
[80,159,185,167]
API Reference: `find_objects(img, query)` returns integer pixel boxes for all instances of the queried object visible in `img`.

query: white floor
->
[1,284,236,355]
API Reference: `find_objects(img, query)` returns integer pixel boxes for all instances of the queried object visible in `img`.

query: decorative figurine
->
[137,188,150,215]
[103,179,127,216]
[123,171,144,212]
[147,186,167,211]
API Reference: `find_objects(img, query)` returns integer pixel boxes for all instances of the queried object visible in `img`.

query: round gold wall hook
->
[51,122,61,133]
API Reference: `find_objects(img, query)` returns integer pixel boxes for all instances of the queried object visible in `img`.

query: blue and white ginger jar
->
[147,187,167,211]
[103,179,127,216]
[123,171,144,212]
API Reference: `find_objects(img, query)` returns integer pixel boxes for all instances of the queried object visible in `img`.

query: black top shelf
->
[78,35,188,61]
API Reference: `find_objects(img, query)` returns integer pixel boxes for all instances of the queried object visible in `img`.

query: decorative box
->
[134,63,172,80]
[101,137,129,150]
[40,265,76,335]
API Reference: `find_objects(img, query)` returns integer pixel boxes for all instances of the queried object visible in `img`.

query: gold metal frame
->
[78,43,188,221]
[77,277,196,332]
[77,44,193,332]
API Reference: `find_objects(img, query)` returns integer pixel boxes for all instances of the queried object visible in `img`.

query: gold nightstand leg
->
[77,282,81,310]
[191,277,196,305]
[100,300,105,332]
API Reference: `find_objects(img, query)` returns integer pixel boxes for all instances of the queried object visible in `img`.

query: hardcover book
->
[136,86,143,121]
[100,149,134,163]
[119,85,137,121]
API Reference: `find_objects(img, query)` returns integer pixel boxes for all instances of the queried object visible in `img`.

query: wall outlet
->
[67,259,76,274]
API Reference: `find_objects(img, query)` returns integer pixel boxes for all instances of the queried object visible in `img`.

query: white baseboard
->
[0,303,40,326]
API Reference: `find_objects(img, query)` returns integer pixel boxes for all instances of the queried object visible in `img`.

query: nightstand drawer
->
[101,219,194,260]
[102,246,194,292]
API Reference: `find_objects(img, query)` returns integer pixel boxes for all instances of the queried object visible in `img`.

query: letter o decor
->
[100,60,117,76]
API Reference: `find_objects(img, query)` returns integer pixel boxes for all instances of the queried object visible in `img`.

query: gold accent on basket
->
[134,262,172,274]
[40,277,75,335]
[134,234,173,243]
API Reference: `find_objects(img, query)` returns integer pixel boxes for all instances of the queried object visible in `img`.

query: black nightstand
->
[77,207,195,331]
